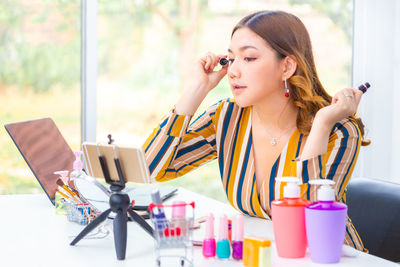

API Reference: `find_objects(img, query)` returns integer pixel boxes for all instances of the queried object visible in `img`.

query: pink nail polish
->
[202,213,216,258]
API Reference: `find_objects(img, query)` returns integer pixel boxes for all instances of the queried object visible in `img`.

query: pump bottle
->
[70,151,86,180]
[271,177,310,258]
[305,179,347,263]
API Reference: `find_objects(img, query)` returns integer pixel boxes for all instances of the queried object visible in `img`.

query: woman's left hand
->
[315,88,363,127]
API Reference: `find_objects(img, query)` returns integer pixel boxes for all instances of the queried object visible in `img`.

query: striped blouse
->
[143,98,365,251]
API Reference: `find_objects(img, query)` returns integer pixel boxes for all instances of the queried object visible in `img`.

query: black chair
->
[346,177,400,262]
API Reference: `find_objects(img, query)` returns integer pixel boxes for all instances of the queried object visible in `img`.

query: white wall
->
[352,0,400,182]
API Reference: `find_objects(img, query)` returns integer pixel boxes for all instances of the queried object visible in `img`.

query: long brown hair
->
[232,11,370,146]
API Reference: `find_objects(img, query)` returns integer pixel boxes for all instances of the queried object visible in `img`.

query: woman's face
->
[228,27,284,107]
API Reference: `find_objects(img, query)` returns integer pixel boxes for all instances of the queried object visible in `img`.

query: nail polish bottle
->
[151,189,168,237]
[216,214,231,259]
[228,219,232,244]
[232,214,244,260]
[171,201,187,236]
[202,213,216,258]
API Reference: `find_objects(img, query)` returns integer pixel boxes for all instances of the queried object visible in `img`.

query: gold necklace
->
[253,108,296,146]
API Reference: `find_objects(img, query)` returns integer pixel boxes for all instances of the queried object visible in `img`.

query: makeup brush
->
[56,189,70,200]
[56,179,81,203]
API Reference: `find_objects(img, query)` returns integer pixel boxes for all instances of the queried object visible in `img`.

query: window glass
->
[0,1,81,194]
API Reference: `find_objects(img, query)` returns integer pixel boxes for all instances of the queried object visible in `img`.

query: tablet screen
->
[82,142,151,184]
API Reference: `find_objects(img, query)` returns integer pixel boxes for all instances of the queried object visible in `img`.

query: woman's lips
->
[232,85,247,93]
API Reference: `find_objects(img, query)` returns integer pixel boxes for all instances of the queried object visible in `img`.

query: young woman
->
[143,10,369,251]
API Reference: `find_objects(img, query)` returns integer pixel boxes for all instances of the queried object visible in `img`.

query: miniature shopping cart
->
[62,200,99,225]
[148,201,195,267]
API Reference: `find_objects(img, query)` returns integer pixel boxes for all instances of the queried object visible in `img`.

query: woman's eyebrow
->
[228,45,259,53]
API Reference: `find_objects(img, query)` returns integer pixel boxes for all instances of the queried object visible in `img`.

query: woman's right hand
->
[175,52,228,115]
[193,52,228,94]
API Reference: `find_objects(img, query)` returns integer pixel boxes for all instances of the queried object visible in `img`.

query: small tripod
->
[70,144,154,260]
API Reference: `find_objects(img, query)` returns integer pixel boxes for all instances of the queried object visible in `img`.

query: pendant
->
[270,138,277,146]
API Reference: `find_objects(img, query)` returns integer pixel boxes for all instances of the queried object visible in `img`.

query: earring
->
[284,78,290,98]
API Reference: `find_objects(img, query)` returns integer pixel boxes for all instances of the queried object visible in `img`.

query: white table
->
[0,188,396,267]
